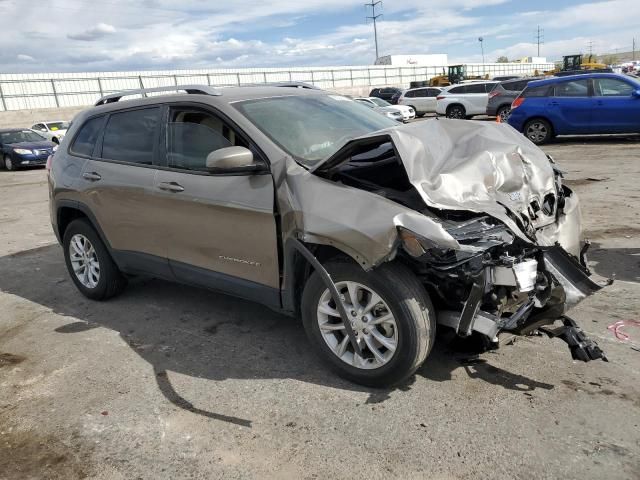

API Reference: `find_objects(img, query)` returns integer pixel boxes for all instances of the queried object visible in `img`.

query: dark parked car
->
[0,128,57,170]
[369,87,402,104]
[487,78,542,122]
[508,73,640,144]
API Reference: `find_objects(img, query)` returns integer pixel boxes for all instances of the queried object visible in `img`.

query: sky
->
[0,0,638,73]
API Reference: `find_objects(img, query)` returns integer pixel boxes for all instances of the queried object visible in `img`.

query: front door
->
[592,77,640,133]
[154,104,281,307]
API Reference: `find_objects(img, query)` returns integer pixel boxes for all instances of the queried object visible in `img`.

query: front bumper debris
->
[540,316,608,362]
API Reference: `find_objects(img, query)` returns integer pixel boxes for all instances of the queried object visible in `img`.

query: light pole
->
[478,37,485,64]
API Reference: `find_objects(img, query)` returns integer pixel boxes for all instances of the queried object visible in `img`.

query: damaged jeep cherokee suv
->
[49,84,607,387]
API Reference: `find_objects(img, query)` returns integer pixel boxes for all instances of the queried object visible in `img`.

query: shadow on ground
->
[589,242,640,283]
[0,245,555,425]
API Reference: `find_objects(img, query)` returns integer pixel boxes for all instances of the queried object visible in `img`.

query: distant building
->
[375,54,448,66]
[514,56,548,63]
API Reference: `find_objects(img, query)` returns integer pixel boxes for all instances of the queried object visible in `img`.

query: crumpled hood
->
[331,119,559,242]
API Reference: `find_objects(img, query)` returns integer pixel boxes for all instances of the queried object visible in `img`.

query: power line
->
[365,1,383,61]
[535,26,544,57]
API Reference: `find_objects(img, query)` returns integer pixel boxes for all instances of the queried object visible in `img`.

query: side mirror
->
[206,146,256,170]
[632,89,640,98]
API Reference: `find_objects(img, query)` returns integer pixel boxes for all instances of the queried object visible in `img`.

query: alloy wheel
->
[4,156,14,171]
[526,122,548,143]
[316,281,398,369]
[69,233,100,288]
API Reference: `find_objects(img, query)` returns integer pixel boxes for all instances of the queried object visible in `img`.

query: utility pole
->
[634,37,636,61]
[478,37,485,63]
[365,1,382,61]
[535,26,544,57]
[587,40,594,58]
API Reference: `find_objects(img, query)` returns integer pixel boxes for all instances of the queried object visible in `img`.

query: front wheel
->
[301,260,435,387]
[4,155,15,171]
[524,119,553,145]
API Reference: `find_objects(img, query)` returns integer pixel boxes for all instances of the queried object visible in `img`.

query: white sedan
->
[30,121,70,144]
[354,97,415,122]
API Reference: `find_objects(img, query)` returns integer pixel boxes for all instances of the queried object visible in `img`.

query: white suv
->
[396,87,442,116]
[435,82,498,119]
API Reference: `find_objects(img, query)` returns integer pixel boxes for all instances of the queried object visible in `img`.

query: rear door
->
[410,88,432,113]
[547,79,592,134]
[75,106,172,277]
[592,77,640,133]
[463,83,491,114]
[154,104,281,306]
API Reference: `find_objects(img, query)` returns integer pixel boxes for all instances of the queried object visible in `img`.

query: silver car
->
[48,84,607,387]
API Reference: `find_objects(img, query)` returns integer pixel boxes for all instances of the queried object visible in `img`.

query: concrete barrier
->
[0,106,86,129]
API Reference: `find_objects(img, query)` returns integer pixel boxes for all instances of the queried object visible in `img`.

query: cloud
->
[67,23,116,41]
[16,54,35,62]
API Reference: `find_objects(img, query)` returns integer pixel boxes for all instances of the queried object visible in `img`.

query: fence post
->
[263,71,267,84]
[0,82,7,111]
[97,77,104,97]
[288,71,292,82]
[349,68,353,87]
[173,74,178,86]
[310,70,315,85]
[367,68,371,86]
[138,76,145,96]
[50,79,60,108]
[331,70,335,88]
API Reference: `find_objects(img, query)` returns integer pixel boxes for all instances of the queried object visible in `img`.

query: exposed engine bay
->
[316,135,607,362]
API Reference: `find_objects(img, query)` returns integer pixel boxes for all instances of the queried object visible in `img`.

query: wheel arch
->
[55,200,113,253]
[446,103,466,115]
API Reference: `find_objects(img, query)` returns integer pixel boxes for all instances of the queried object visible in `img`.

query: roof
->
[526,72,639,88]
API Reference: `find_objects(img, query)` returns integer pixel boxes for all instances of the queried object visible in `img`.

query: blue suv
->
[508,73,640,144]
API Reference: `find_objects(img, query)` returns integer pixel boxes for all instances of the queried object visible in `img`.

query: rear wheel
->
[497,105,511,123]
[446,104,466,119]
[63,218,127,300]
[524,119,553,145]
[301,260,435,387]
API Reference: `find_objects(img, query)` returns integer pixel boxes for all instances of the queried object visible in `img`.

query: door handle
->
[549,101,559,106]
[158,181,184,193]
[82,172,101,181]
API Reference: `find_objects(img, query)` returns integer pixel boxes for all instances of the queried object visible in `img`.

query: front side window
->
[413,89,429,98]
[464,84,486,94]
[428,89,440,97]
[101,107,160,165]
[404,90,415,98]
[32,123,46,132]
[554,80,590,97]
[70,116,104,157]
[594,78,636,96]
[235,94,396,166]
[369,97,391,107]
[523,85,550,97]
[166,108,248,172]
[46,121,69,131]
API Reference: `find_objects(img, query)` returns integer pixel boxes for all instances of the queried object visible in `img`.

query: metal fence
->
[0,63,553,111]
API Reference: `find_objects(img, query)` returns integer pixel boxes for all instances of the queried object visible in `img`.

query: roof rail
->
[95,84,222,106]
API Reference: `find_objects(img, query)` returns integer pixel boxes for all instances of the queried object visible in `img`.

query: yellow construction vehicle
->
[543,54,611,76]
[429,65,485,87]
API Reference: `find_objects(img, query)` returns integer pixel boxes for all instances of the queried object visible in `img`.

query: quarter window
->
[594,78,635,96]
[101,108,160,164]
[70,116,104,158]
[554,80,590,97]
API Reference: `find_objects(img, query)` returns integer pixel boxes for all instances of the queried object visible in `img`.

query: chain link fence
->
[0,63,553,112]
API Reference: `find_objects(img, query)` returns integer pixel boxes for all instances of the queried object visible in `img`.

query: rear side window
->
[427,89,440,97]
[70,116,104,158]
[448,86,465,94]
[101,108,160,165]
[553,80,590,97]
[523,85,550,97]
[464,83,487,94]
[504,80,527,92]
[413,89,428,97]
[404,90,415,98]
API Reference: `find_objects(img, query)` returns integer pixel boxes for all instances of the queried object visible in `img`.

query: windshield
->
[235,94,397,166]
[46,122,69,131]
[0,130,46,144]
[369,97,391,107]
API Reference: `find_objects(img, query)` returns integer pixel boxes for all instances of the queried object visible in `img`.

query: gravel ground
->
[0,128,639,479]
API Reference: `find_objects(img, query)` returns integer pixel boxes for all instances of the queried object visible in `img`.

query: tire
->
[4,155,15,171]
[524,118,553,145]
[446,104,466,119]
[301,260,436,387]
[63,218,127,300]
[497,105,511,123]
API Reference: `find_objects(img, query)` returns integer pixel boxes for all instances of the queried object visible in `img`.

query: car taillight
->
[489,91,501,99]
[436,96,445,100]
[511,97,525,109]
